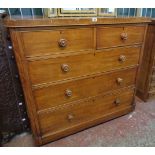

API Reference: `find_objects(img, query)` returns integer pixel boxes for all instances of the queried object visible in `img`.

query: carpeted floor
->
[3,96,155,147]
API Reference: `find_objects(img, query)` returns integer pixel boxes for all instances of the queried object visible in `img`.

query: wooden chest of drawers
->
[4,17,150,145]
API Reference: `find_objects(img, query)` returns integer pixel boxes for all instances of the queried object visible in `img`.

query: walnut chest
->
[4,17,150,146]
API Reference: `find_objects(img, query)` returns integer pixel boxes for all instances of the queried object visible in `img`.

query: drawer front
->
[21,28,94,57]
[34,67,137,111]
[28,46,140,86]
[38,88,134,135]
[97,26,145,49]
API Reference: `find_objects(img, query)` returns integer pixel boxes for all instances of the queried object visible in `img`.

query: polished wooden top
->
[3,16,151,27]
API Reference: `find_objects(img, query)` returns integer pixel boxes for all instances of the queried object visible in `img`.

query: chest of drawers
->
[4,17,150,146]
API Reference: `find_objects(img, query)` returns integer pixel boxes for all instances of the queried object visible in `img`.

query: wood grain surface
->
[6,17,148,145]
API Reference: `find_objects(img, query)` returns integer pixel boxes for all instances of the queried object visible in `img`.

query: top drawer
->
[97,25,145,49]
[20,28,94,57]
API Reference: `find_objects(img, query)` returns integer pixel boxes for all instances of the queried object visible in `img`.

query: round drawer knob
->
[58,39,67,47]
[116,78,123,85]
[114,98,121,106]
[120,32,128,40]
[61,64,70,72]
[119,55,126,62]
[65,89,72,97]
[67,114,74,121]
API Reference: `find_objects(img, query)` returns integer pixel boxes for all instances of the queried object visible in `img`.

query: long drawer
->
[97,25,145,49]
[20,27,94,57]
[38,88,134,139]
[34,67,137,111]
[28,46,140,86]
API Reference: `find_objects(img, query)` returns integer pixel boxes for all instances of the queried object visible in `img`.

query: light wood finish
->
[34,67,137,111]
[5,17,149,145]
[4,17,151,28]
[38,87,134,137]
[9,31,42,145]
[28,46,140,86]
[136,20,155,101]
[97,25,145,49]
[20,28,94,57]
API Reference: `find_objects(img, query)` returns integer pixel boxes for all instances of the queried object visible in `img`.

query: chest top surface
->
[3,16,151,28]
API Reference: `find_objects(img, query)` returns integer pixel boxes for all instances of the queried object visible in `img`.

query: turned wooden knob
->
[119,55,126,62]
[120,32,128,40]
[61,64,69,72]
[58,39,67,47]
[116,78,123,85]
[67,114,74,121]
[65,89,72,97]
[114,98,121,106]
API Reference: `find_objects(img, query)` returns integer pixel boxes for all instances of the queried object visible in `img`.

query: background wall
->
[117,8,155,17]
[0,8,155,18]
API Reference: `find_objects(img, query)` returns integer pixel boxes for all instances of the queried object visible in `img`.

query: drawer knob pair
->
[114,98,121,106]
[119,55,126,62]
[61,64,70,72]
[65,89,72,97]
[58,39,67,47]
[116,78,123,85]
[120,32,128,40]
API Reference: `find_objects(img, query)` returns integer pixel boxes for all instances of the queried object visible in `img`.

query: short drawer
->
[38,88,134,136]
[97,25,145,49]
[34,67,137,110]
[28,46,140,86]
[20,28,94,57]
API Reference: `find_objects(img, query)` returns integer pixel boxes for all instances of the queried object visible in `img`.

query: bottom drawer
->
[38,87,134,143]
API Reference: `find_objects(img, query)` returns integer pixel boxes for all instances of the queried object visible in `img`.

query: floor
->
[3,96,155,147]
